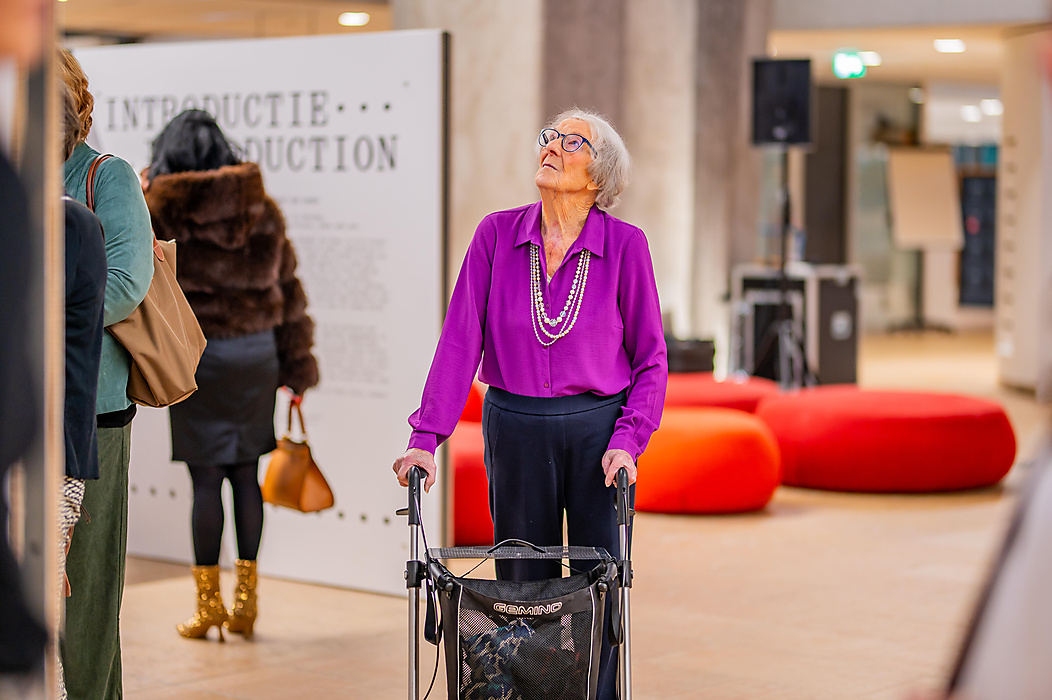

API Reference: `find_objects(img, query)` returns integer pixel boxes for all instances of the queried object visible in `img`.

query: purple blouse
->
[408,202,668,459]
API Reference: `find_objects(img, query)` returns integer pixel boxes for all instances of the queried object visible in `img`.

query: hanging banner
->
[74,30,448,596]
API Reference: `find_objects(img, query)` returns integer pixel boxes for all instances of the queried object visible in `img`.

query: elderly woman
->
[394,108,667,699]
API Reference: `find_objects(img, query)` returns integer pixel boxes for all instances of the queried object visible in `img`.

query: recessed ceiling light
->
[934,39,966,53]
[858,51,882,67]
[339,12,370,27]
[980,98,1004,116]
[960,105,982,123]
[908,87,925,104]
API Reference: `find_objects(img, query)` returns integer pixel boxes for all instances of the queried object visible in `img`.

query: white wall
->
[923,83,1002,146]
[996,27,1052,396]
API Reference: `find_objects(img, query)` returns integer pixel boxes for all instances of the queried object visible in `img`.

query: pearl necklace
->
[530,243,590,347]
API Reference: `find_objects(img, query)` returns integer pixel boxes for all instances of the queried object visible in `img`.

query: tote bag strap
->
[286,401,308,440]
[85,153,114,212]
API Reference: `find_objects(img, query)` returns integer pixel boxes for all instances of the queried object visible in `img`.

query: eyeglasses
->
[538,128,595,155]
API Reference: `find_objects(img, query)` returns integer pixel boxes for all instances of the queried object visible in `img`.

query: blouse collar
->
[514,201,607,258]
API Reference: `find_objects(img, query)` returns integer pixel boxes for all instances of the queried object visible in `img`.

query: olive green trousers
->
[61,423,131,700]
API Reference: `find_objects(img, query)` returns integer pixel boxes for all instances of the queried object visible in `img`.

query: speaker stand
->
[751,148,817,389]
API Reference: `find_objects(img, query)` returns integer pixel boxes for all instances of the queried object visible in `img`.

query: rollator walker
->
[401,465,635,700]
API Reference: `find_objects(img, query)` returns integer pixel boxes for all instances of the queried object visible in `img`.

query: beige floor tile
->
[115,331,1047,699]
[129,687,232,700]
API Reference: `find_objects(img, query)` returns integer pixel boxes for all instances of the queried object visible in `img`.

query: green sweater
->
[64,143,154,415]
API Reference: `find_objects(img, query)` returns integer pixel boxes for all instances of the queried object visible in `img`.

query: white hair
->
[543,107,631,210]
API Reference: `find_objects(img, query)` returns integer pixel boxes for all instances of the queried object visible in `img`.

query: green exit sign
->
[833,52,866,79]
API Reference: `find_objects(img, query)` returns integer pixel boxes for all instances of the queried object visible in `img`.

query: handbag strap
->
[286,401,308,439]
[85,154,114,212]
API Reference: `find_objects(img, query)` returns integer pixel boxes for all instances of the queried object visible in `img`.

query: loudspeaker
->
[731,263,860,385]
[752,58,812,146]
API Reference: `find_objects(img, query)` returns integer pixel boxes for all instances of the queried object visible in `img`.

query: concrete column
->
[541,0,625,124]
[391,1,544,296]
[693,0,771,356]
[617,0,697,338]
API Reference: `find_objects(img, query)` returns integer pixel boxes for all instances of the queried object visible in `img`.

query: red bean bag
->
[636,407,781,514]
[459,382,484,423]
[755,387,1017,492]
[447,421,493,546]
[664,372,781,413]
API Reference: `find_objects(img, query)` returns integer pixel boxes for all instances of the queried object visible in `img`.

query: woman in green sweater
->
[59,48,154,700]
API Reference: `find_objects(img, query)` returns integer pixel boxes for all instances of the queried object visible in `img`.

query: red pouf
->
[755,387,1017,492]
[636,407,781,514]
[664,372,781,413]
[447,421,493,546]
[459,382,484,423]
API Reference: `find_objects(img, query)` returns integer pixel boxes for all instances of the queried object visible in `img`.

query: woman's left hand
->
[602,449,636,487]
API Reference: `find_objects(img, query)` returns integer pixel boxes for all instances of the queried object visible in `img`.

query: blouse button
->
[544,382,549,388]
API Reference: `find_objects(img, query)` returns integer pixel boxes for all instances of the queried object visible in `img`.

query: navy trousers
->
[482,387,633,700]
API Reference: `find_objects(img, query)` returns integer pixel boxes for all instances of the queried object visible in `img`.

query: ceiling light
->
[980,98,1004,116]
[934,39,966,53]
[908,87,925,104]
[858,51,882,67]
[960,105,982,123]
[338,12,370,27]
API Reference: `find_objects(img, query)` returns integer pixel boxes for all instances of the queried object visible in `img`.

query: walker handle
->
[616,467,631,527]
[407,466,423,526]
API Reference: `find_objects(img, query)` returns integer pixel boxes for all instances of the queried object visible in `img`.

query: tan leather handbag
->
[262,402,334,513]
[87,154,207,408]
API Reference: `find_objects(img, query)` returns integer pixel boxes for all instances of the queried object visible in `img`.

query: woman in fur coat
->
[143,110,319,642]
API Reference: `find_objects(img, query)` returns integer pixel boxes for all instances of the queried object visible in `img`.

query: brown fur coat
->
[145,163,319,394]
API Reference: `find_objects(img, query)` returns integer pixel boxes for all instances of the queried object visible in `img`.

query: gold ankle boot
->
[225,559,258,639]
[177,565,228,641]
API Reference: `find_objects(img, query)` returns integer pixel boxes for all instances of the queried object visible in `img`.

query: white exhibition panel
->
[75,31,446,596]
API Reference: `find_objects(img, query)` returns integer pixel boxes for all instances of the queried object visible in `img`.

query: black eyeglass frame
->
[538,128,596,155]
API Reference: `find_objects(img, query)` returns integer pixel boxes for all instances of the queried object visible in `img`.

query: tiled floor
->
[119,331,1050,699]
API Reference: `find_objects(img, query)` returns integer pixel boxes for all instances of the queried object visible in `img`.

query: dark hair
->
[147,109,241,179]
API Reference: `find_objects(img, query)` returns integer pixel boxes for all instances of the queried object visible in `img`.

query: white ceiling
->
[60,3,1024,89]
[770,24,1025,86]
[59,0,392,42]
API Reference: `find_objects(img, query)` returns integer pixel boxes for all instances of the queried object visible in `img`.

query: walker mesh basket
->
[427,544,618,700]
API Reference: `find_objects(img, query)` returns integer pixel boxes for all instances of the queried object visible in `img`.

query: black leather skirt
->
[169,329,279,466]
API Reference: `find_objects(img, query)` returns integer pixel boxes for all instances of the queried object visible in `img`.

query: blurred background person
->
[60,46,154,699]
[0,0,50,679]
[142,109,318,641]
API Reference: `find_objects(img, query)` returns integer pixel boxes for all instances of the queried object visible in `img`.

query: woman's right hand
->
[393,448,437,493]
